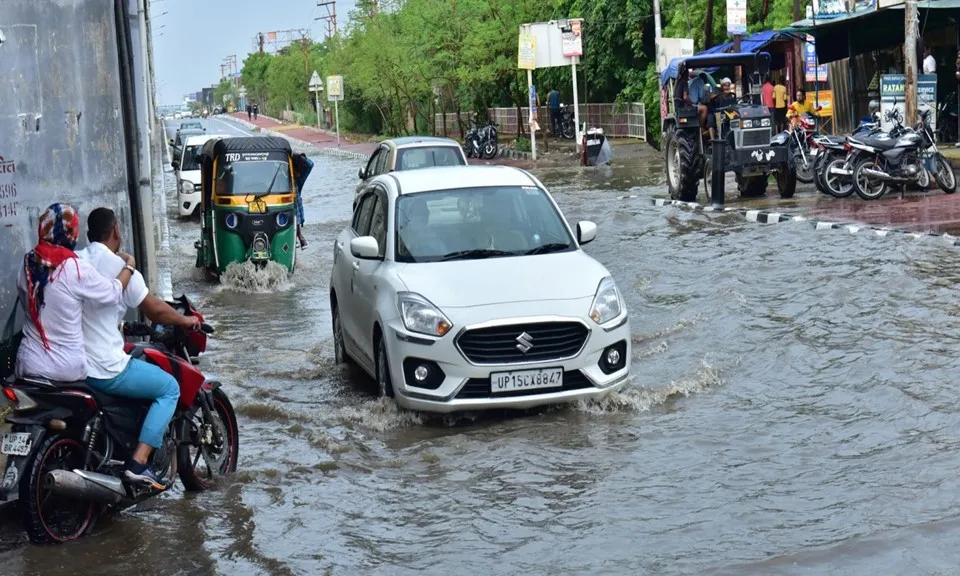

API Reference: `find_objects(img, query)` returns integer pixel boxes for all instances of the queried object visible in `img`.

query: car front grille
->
[455,370,595,399]
[740,128,771,148]
[455,321,589,364]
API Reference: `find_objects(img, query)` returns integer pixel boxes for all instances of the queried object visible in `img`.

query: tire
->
[776,168,797,199]
[813,153,831,194]
[177,388,240,491]
[793,150,816,184]
[332,302,352,365]
[664,128,701,202]
[936,154,957,194]
[561,122,575,139]
[822,159,855,198]
[853,158,888,200]
[737,174,768,198]
[482,141,499,159]
[374,333,395,399]
[19,434,97,544]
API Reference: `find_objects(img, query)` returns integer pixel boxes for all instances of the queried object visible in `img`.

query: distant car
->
[354,137,467,209]
[174,134,225,217]
[331,165,631,413]
[174,111,183,120]
[169,127,205,163]
[179,120,204,132]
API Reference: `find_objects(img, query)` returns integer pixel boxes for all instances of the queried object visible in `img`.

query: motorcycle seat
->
[18,376,151,408]
[852,136,898,150]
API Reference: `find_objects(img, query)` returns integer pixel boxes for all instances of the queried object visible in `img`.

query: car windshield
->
[181,122,202,130]
[394,185,575,263]
[396,146,464,171]
[217,160,292,195]
[180,145,201,171]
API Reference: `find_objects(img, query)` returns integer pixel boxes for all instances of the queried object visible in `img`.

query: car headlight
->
[742,119,754,128]
[589,277,623,325]
[761,118,771,127]
[397,292,452,337]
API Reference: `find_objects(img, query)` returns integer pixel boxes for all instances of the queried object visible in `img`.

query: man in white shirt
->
[923,46,936,75]
[77,208,199,490]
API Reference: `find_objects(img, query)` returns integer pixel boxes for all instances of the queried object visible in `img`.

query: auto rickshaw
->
[195,136,298,278]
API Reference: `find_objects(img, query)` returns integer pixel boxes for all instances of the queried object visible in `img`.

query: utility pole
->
[793,0,802,97]
[316,1,337,38]
[653,0,662,40]
[904,0,919,125]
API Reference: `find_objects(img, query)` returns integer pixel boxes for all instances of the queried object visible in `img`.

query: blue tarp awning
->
[659,52,772,85]
[696,30,791,57]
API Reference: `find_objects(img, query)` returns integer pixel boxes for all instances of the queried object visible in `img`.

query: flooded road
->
[3,121,960,575]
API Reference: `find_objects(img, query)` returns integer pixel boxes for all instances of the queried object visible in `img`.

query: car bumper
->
[178,189,200,216]
[384,314,632,414]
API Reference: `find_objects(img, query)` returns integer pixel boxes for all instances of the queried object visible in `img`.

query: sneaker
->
[299,237,309,249]
[124,461,167,491]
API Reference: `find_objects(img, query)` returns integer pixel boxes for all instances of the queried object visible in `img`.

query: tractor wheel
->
[737,174,768,198]
[665,128,702,202]
[776,168,797,199]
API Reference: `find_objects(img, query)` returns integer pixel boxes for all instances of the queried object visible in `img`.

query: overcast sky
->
[152,0,357,105]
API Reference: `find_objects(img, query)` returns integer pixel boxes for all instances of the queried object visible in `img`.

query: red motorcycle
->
[787,107,820,184]
[0,295,239,544]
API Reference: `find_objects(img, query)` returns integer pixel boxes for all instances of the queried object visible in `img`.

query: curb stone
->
[641,196,958,246]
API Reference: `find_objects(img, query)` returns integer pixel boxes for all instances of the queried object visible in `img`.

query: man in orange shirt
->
[761,76,775,110]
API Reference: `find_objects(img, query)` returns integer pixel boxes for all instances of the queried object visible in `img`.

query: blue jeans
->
[86,358,180,449]
[295,187,305,225]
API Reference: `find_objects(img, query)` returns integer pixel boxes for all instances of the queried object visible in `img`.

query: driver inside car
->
[78,207,200,490]
[480,191,528,252]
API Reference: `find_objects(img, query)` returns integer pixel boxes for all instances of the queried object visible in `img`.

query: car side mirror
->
[350,236,380,259]
[171,160,179,170]
[168,138,175,146]
[577,221,597,245]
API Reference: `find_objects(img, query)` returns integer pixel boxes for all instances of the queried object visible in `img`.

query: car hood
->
[395,251,608,308]
[178,170,201,184]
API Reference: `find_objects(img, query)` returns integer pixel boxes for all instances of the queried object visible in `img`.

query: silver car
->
[330,166,631,413]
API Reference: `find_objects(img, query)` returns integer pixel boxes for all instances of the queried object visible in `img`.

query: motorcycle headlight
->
[397,292,453,337]
[589,277,623,325]
[761,118,771,127]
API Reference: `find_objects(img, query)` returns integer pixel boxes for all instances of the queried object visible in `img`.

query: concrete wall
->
[0,0,152,331]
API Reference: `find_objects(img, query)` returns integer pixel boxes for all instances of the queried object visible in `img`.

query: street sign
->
[326,75,343,101]
[517,33,536,70]
[309,70,323,92]
[726,0,747,35]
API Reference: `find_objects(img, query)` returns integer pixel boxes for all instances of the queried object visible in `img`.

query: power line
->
[316,1,337,39]
[252,29,312,53]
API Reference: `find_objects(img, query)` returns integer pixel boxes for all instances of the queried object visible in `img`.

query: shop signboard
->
[812,89,833,117]
[879,74,936,133]
[561,19,583,57]
[726,0,747,35]
[804,35,829,83]
[812,0,875,19]
[517,33,536,70]
[656,38,694,73]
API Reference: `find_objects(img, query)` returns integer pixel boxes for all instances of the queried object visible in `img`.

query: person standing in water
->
[293,152,314,249]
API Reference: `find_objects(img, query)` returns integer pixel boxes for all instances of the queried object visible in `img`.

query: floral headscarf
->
[23,203,81,349]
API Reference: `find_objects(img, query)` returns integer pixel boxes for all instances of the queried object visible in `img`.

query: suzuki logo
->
[516,332,534,354]
[751,149,776,162]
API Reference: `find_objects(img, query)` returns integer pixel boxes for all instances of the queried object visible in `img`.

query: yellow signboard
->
[813,89,833,117]
[518,34,536,70]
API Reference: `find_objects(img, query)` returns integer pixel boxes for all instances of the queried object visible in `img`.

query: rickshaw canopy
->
[660,52,772,87]
[199,136,294,208]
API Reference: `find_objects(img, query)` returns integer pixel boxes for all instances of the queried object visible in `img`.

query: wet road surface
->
[2,118,960,574]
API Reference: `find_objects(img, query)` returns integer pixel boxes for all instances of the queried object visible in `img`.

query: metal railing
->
[433,103,646,141]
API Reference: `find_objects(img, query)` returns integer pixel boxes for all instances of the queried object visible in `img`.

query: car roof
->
[385,136,461,149]
[382,166,538,195]
[184,134,226,146]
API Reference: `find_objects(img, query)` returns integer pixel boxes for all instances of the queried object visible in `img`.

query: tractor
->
[659,52,796,202]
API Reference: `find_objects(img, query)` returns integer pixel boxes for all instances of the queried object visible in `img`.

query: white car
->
[354,137,467,210]
[330,166,631,413]
[174,134,225,217]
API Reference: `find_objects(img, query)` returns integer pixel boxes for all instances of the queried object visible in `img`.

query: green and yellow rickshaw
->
[195,136,298,278]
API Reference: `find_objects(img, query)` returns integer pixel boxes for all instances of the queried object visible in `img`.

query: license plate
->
[248,199,267,213]
[1,433,32,456]
[491,367,563,393]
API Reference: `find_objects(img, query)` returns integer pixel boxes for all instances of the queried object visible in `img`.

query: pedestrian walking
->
[253,103,259,121]
[547,88,561,137]
[246,103,252,121]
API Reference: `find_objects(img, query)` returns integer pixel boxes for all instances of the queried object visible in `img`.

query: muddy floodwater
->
[3,128,960,574]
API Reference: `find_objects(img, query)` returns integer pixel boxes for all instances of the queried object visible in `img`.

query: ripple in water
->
[576,358,727,414]
[219,261,293,293]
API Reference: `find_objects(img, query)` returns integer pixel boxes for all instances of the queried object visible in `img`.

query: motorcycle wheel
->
[853,158,888,200]
[482,141,499,159]
[561,123,575,139]
[19,434,97,544]
[936,154,958,194]
[822,159,855,198]
[177,387,240,491]
[793,150,816,184]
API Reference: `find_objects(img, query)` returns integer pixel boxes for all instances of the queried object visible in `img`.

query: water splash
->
[576,359,725,414]
[219,261,293,293]
[334,398,424,432]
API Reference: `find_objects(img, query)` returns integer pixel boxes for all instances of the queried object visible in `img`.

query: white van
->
[175,134,224,217]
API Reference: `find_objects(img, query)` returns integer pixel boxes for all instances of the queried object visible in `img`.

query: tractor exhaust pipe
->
[45,469,126,505]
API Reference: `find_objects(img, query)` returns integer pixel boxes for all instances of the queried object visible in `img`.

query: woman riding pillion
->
[14,204,135,383]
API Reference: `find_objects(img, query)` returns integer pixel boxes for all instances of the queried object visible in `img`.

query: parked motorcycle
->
[918,108,957,194]
[813,116,881,198]
[787,111,819,184]
[478,121,499,159]
[850,106,931,200]
[558,104,576,139]
[464,122,482,158]
[936,91,958,145]
[0,296,239,544]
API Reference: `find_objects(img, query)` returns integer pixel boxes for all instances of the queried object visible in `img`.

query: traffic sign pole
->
[334,99,340,146]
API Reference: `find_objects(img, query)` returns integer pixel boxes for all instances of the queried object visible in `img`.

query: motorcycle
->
[0,295,239,544]
[850,106,931,200]
[918,107,957,194]
[787,110,820,184]
[936,91,958,145]
[558,104,576,139]
[813,115,882,198]
[478,121,499,159]
[464,121,482,158]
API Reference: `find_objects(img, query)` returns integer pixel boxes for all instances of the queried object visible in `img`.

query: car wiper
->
[525,243,571,255]
[258,162,284,200]
[440,248,514,261]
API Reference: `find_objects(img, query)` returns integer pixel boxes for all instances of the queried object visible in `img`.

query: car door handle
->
[352,261,360,271]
